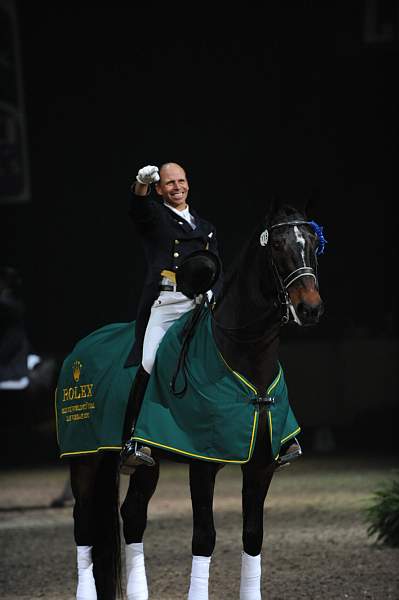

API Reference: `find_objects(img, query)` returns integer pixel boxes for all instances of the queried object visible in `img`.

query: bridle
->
[268,220,319,325]
[213,217,325,331]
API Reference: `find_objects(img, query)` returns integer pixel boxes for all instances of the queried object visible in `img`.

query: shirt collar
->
[163,202,191,217]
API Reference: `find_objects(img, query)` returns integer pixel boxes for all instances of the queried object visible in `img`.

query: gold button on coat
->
[173,252,179,258]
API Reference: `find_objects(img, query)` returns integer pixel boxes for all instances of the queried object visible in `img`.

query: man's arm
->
[129,165,160,225]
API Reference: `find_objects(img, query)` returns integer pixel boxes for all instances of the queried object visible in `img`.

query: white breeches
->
[141,291,195,374]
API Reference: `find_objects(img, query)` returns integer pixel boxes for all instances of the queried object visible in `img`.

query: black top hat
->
[176,250,221,299]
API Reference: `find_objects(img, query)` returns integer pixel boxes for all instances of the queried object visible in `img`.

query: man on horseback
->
[56,193,324,600]
[120,162,223,472]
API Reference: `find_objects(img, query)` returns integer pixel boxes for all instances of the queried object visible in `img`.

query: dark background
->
[1,1,398,461]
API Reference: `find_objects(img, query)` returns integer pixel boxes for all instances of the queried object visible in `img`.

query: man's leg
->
[120,365,155,473]
[120,306,169,473]
[120,294,196,473]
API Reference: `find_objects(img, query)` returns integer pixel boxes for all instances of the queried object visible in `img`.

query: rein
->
[170,295,208,397]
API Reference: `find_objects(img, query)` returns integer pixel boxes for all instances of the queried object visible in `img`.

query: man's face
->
[155,164,189,210]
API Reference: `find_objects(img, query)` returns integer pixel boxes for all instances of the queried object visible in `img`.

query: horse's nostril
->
[297,302,323,322]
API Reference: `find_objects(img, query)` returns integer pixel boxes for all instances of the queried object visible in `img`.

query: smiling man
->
[120,162,222,471]
[156,162,190,210]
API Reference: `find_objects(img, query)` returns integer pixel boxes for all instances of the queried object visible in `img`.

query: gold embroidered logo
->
[72,360,83,383]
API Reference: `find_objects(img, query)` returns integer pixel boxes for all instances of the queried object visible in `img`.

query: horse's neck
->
[212,250,281,394]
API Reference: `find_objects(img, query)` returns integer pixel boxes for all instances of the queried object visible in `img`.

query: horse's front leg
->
[240,448,275,600]
[70,453,103,600]
[188,460,223,600]
[120,461,160,600]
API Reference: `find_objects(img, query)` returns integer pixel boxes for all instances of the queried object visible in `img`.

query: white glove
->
[136,165,160,185]
[195,290,213,305]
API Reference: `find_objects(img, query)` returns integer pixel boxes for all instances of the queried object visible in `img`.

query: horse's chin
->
[290,308,323,327]
[301,319,319,327]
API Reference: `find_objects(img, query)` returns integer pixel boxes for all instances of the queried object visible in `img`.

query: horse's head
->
[261,202,325,326]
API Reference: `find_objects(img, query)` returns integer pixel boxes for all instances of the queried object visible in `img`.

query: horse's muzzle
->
[296,300,324,325]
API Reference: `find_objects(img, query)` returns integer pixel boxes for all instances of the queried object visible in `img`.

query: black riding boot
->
[120,365,155,473]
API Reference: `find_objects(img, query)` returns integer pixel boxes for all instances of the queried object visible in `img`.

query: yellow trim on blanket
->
[60,446,122,458]
[281,427,301,445]
[268,410,273,444]
[133,410,259,464]
[267,366,282,395]
[219,351,282,397]
[275,427,302,460]
[54,387,59,445]
[218,353,284,452]
[229,368,258,393]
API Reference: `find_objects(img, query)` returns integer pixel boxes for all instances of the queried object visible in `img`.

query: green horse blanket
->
[55,309,300,462]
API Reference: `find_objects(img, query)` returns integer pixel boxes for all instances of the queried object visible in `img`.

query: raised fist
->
[136,165,160,185]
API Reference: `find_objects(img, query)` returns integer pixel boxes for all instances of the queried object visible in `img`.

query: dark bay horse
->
[63,197,325,599]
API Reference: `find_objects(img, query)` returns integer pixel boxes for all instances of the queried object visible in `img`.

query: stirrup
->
[120,440,156,474]
[275,437,302,471]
